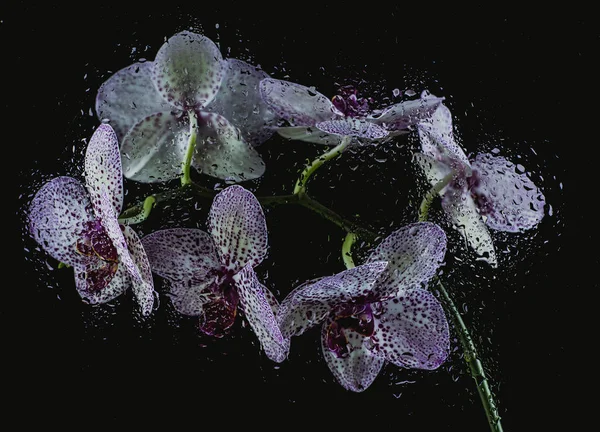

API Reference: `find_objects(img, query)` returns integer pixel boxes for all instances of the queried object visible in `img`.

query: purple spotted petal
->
[368,95,444,131]
[28,176,96,267]
[74,261,127,305]
[470,153,546,232]
[141,228,221,282]
[120,111,189,183]
[95,61,172,140]
[205,58,277,146]
[276,262,388,339]
[373,289,449,370]
[259,78,343,126]
[123,226,155,316]
[152,31,224,109]
[367,222,447,297]
[192,112,265,182]
[208,185,268,272]
[316,118,388,141]
[234,264,288,362]
[166,279,214,317]
[320,317,385,392]
[84,124,123,215]
[276,126,343,145]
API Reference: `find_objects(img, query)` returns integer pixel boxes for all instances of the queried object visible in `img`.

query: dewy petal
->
[192,112,266,182]
[95,61,172,140]
[366,222,447,297]
[276,126,343,145]
[123,226,155,316]
[259,78,343,126]
[28,176,96,268]
[413,152,453,187]
[84,124,124,215]
[373,289,450,370]
[166,279,213,317]
[316,118,388,141]
[120,111,189,183]
[152,31,224,109]
[205,58,278,146]
[234,264,288,363]
[208,185,268,272]
[320,317,385,392]
[141,228,221,283]
[276,262,388,339]
[368,95,444,131]
[470,153,546,232]
[75,261,128,305]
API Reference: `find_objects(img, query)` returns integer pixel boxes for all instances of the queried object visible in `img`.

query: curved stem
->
[118,196,156,225]
[181,110,199,186]
[342,232,357,269]
[418,171,455,221]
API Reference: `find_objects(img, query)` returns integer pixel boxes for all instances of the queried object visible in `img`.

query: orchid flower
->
[415,100,546,266]
[140,185,287,362]
[28,124,155,315]
[259,78,444,146]
[95,31,277,183]
[276,222,449,392]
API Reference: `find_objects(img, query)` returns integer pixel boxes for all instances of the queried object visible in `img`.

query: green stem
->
[418,171,455,222]
[293,136,352,195]
[118,196,156,225]
[181,110,199,186]
[342,232,357,269]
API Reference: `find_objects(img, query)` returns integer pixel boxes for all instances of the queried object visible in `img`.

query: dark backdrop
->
[6,3,594,430]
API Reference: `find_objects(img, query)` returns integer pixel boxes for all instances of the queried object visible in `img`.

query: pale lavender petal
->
[120,111,189,183]
[28,176,96,268]
[367,222,447,297]
[373,289,450,370]
[152,31,224,109]
[234,264,288,363]
[95,61,172,140]
[205,58,278,146]
[141,228,221,282]
[413,152,454,186]
[208,185,268,272]
[259,78,343,126]
[74,262,128,305]
[123,226,155,316]
[320,318,385,392]
[276,262,388,339]
[316,118,388,141]
[470,153,546,232]
[276,126,343,145]
[368,95,444,131]
[166,279,213,317]
[85,124,124,215]
[192,112,265,182]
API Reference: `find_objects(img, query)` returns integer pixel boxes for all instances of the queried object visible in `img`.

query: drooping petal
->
[95,61,172,140]
[259,78,343,126]
[28,176,96,268]
[74,261,128,305]
[152,31,224,109]
[470,153,546,232]
[276,262,388,339]
[320,317,385,392]
[276,126,343,145]
[192,112,266,182]
[205,58,278,146]
[208,185,268,272]
[120,111,189,183]
[166,279,214,317]
[316,118,388,141]
[367,222,447,297]
[123,226,155,316]
[234,264,288,363]
[373,289,450,370]
[85,124,124,215]
[368,95,444,131]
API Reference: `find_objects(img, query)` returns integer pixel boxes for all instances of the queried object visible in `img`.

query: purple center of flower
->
[467,170,494,218]
[76,220,120,293]
[326,302,375,358]
[199,271,240,338]
[331,85,371,118]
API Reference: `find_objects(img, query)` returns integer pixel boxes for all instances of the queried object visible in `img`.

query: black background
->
[5,3,595,430]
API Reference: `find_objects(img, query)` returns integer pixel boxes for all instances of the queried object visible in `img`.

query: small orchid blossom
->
[141,185,286,362]
[28,124,155,315]
[415,100,546,266]
[96,31,277,183]
[276,222,449,392]
[259,78,444,145]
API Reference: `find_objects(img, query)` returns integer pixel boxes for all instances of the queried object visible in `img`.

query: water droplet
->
[392,88,400,97]
[405,89,416,97]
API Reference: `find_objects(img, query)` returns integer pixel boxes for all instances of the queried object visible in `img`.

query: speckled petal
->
[123,226,155,316]
[28,176,96,267]
[166,279,213,317]
[208,185,268,272]
[470,153,546,232]
[234,264,288,362]
[373,289,450,370]
[276,262,388,339]
[316,118,388,141]
[368,95,444,131]
[75,262,128,305]
[320,318,385,392]
[259,78,343,126]
[152,31,224,109]
[192,112,265,182]
[120,111,189,183]
[205,58,277,146]
[95,61,172,140]
[141,228,221,282]
[276,126,343,145]
[367,222,447,297]
[84,124,124,215]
